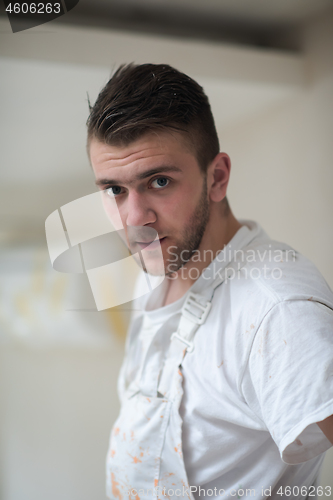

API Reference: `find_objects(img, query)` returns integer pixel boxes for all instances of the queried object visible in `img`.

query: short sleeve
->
[242,299,333,464]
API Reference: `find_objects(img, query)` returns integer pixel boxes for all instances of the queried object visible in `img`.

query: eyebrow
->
[95,165,182,187]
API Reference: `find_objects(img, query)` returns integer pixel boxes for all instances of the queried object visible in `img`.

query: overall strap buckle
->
[170,332,195,353]
[182,292,212,324]
[171,293,211,352]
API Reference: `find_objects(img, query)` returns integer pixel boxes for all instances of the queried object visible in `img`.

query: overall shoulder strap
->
[157,262,238,398]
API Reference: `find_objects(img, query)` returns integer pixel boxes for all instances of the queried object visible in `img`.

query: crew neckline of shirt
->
[142,220,266,322]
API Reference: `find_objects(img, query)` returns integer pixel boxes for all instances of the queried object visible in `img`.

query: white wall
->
[223,13,333,289]
[0,344,124,500]
[0,245,127,500]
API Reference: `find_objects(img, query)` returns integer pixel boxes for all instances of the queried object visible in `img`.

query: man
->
[86,64,333,499]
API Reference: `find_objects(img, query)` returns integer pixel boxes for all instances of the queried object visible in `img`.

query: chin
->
[137,244,166,277]
[142,259,167,277]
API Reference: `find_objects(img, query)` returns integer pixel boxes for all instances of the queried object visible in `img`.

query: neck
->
[163,208,242,306]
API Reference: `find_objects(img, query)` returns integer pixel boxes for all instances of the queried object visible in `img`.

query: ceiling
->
[74,0,332,24]
[1,0,332,48]
[53,0,333,49]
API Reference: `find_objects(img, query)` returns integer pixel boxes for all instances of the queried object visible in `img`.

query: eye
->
[151,177,169,189]
[105,186,123,196]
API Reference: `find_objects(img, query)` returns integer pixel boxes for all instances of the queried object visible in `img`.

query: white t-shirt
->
[118,220,333,499]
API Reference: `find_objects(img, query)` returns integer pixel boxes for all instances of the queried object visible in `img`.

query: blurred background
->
[0,1,333,499]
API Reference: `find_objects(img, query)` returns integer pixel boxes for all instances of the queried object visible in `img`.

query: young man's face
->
[90,131,210,276]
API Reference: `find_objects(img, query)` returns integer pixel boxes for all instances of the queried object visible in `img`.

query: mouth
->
[135,237,166,251]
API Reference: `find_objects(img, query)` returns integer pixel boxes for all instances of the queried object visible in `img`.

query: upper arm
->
[244,299,333,464]
[317,414,333,445]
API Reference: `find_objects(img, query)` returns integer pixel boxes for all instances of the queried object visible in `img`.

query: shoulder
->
[208,237,333,369]
[227,238,333,311]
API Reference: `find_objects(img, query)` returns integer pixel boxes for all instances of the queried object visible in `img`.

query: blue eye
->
[106,186,122,196]
[151,177,169,188]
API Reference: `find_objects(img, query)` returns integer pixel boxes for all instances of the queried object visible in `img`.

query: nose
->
[124,190,156,228]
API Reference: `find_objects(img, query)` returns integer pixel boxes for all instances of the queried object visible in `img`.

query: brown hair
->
[86,63,220,172]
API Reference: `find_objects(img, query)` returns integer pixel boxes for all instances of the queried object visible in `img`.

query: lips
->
[136,237,166,250]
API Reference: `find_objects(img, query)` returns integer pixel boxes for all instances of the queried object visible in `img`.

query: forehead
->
[89,130,199,182]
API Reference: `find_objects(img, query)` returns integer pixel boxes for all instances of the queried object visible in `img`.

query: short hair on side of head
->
[86,63,220,172]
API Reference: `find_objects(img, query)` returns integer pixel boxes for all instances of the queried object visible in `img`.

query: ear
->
[207,153,231,203]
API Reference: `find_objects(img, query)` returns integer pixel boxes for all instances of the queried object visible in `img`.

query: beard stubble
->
[165,175,210,276]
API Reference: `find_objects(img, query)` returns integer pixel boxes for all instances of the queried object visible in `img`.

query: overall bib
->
[106,266,233,500]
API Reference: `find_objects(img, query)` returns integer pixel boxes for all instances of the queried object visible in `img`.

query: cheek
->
[156,200,197,240]
[159,197,189,226]
[159,183,197,217]
[101,195,124,230]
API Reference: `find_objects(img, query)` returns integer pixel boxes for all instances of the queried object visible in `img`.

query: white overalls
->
[106,265,235,500]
